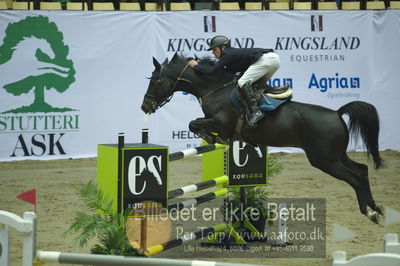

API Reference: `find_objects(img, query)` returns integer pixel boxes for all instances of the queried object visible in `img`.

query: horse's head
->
[141,57,171,114]
[141,54,188,114]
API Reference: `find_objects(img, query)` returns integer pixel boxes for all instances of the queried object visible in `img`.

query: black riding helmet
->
[207,35,231,51]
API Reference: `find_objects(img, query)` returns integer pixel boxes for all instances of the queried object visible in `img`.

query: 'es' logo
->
[232,141,250,167]
[229,141,267,187]
[128,155,163,195]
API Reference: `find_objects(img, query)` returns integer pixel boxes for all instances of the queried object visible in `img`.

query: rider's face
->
[212,46,222,59]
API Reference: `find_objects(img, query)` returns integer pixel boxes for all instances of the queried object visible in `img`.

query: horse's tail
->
[338,101,383,169]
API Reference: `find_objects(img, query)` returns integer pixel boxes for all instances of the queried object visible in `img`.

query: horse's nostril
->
[141,103,147,113]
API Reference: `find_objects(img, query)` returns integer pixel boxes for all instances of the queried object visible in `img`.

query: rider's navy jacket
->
[193,47,274,75]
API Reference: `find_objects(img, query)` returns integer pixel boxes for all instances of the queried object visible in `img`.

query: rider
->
[188,35,284,127]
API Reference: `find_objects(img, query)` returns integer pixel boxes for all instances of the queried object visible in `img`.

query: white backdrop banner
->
[0,10,399,161]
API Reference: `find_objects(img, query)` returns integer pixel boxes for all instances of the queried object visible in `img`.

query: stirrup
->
[246,110,265,127]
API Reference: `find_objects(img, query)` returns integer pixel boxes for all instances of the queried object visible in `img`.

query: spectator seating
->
[342,1,360,9]
[194,2,214,10]
[2,0,393,11]
[366,0,385,9]
[244,1,263,9]
[40,1,62,9]
[170,2,191,10]
[66,1,88,10]
[318,1,338,9]
[11,1,32,9]
[219,1,240,9]
[145,2,164,10]
[93,2,115,10]
[0,1,8,9]
[293,1,312,9]
[391,0,400,8]
[120,2,141,10]
[269,1,290,9]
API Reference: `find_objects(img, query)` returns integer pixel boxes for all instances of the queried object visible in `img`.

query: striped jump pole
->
[168,188,228,213]
[169,144,228,162]
[144,224,228,256]
[36,250,264,266]
[168,175,229,199]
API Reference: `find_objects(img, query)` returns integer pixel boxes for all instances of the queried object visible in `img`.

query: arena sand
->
[1,150,399,266]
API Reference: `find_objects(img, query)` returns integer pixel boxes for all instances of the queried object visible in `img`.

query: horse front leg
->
[189,118,227,144]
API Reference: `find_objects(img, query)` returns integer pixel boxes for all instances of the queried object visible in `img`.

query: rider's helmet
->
[207,35,231,51]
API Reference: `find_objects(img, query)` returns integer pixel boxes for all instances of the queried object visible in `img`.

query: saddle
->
[231,83,293,112]
[252,77,291,95]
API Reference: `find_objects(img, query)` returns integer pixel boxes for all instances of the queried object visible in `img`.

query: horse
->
[141,52,384,224]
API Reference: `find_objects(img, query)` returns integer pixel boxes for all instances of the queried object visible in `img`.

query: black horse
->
[141,53,384,224]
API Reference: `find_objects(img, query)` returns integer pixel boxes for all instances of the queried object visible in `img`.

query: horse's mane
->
[168,53,215,66]
[192,56,216,67]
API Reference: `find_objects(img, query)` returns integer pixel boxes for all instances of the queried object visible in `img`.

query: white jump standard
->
[36,250,264,266]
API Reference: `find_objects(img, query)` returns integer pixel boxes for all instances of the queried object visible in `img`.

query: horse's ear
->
[153,57,161,71]
[162,58,169,65]
[194,54,199,60]
[170,52,180,64]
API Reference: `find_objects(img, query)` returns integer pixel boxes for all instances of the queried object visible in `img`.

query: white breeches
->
[238,52,280,88]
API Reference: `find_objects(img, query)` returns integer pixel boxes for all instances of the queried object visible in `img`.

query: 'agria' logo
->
[0,16,76,114]
[308,73,360,92]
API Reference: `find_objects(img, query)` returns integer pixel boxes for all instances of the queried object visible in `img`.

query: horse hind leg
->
[307,155,379,224]
[341,155,384,216]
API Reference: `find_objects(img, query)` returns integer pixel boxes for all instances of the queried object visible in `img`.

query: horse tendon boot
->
[239,82,265,127]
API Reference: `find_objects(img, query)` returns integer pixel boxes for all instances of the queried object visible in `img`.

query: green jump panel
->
[201,142,227,183]
[97,143,168,216]
[202,141,269,187]
[97,144,119,212]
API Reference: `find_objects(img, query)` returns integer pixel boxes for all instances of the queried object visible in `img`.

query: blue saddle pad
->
[231,88,290,112]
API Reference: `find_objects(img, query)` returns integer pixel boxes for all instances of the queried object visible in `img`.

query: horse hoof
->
[367,211,380,224]
[376,204,385,216]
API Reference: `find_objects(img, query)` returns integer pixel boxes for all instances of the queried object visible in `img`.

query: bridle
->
[145,61,236,109]
[145,64,192,110]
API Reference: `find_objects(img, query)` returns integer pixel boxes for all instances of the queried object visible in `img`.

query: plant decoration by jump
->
[225,154,283,236]
[64,180,138,256]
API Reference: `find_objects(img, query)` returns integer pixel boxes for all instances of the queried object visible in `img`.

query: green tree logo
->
[0,16,76,113]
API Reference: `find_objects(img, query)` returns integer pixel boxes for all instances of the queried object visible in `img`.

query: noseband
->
[145,64,192,110]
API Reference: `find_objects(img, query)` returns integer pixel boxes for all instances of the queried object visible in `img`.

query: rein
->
[200,79,236,104]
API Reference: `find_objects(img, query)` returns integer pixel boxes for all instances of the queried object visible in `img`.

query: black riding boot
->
[239,82,265,127]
